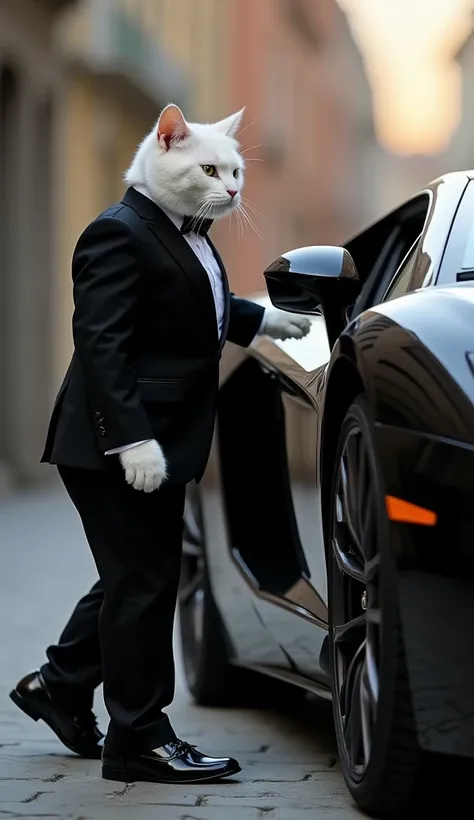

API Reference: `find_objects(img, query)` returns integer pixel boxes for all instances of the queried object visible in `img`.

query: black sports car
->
[178,171,474,817]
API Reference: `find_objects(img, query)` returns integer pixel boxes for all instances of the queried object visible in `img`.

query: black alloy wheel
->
[328,398,421,818]
[331,416,381,779]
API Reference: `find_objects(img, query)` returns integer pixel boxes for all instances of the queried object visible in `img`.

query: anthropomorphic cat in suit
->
[10,104,310,784]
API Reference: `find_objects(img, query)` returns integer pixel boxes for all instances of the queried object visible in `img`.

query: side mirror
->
[264,245,361,347]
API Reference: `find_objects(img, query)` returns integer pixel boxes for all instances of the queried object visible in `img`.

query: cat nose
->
[227,189,238,199]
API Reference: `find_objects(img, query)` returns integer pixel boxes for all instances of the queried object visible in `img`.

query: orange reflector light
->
[385,495,437,526]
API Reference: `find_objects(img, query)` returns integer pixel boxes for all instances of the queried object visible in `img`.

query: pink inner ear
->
[157,104,190,146]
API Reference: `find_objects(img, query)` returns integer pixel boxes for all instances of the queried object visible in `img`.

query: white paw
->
[262,307,311,341]
[119,439,168,493]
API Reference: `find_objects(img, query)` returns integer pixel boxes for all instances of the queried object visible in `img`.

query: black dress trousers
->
[41,465,185,751]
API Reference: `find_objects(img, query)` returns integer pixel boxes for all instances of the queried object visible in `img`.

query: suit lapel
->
[207,237,231,353]
[122,188,218,344]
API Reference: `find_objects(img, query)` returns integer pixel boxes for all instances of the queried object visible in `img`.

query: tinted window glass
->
[437,180,474,285]
[461,217,474,269]
[382,238,420,302]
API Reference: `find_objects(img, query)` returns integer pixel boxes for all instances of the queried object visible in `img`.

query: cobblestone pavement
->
[0,484,360,819]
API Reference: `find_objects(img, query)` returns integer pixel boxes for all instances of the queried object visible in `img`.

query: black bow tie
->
[180,215,214,237]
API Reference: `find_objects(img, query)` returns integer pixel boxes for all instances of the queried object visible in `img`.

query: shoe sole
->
[9,689,41,722]
[9,689,102,760]
[102,763,242,784]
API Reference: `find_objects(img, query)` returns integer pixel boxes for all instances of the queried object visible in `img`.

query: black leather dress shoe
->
[102,739,241,784]
[10,671,104,759]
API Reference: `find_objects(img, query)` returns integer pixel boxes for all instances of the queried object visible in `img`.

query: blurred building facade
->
[213,0,379,294]
[441,24,474,173]
[0,0,76,490]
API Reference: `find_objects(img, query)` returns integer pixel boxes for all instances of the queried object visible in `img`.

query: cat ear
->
[157,104,190,150]
[214,107,245,139]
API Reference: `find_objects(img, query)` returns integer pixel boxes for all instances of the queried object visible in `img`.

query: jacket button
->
[95,411,102,419]
[99,426,107,436]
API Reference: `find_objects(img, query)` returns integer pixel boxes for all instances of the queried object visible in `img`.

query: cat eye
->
[233,169,239,178]
[202,164,217,177]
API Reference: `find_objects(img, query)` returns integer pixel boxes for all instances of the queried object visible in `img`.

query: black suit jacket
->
[42,188,264,484]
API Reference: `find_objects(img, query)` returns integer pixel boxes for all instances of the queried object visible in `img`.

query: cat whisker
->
[239,143,266,155]
[190,200,213,233]
[199,202,214,230]
[241,196,263,218]
[239,203,263,240]
[242,205,262,221]
[195,204,212,235]
[237,208,245,242]
[238,206,254,237]
[236,119,258,139]
[234,205,244,241]
[240,198,263,228]
[189,201,210,229]
[237,201,249,231]
[242,157,268,164]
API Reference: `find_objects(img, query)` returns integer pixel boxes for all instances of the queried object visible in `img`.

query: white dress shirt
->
[106,184,226,456]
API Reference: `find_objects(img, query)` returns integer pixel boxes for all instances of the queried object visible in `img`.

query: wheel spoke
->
[344,660,364,771]
[332,537,365,583]
[359,661,373,764]
[340,456,363,556]
[346,433,362,526]
[360,484,374,555]
[356,447,369,539]
[341,641,365,707]
[365,640,379,704]
[182,539,202,557]
[179,569,204,606]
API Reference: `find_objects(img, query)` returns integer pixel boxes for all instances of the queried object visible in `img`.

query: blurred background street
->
[3,0,474,817]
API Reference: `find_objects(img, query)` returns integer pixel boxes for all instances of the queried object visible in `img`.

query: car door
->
[250,174,468,683]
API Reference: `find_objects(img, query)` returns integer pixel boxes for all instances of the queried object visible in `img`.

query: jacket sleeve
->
[226,295,265,347]
[71,215,154,453]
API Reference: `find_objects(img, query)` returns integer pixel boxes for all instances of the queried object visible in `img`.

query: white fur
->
[125,104,246,221]
[119,439,168,493]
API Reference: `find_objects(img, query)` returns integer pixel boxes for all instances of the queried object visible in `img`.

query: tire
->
[328,397,422,818]
[179,482,305,708]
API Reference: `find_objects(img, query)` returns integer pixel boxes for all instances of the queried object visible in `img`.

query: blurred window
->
[382,236,421,302]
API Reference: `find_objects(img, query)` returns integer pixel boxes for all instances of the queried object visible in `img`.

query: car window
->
[382,236,421,302]
[348,194,430,319]
[437,180,474,285]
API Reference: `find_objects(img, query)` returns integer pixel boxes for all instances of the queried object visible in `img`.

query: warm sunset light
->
[337,0,474,155]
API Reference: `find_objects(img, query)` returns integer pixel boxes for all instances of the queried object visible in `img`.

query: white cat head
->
[125,104,245,221]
